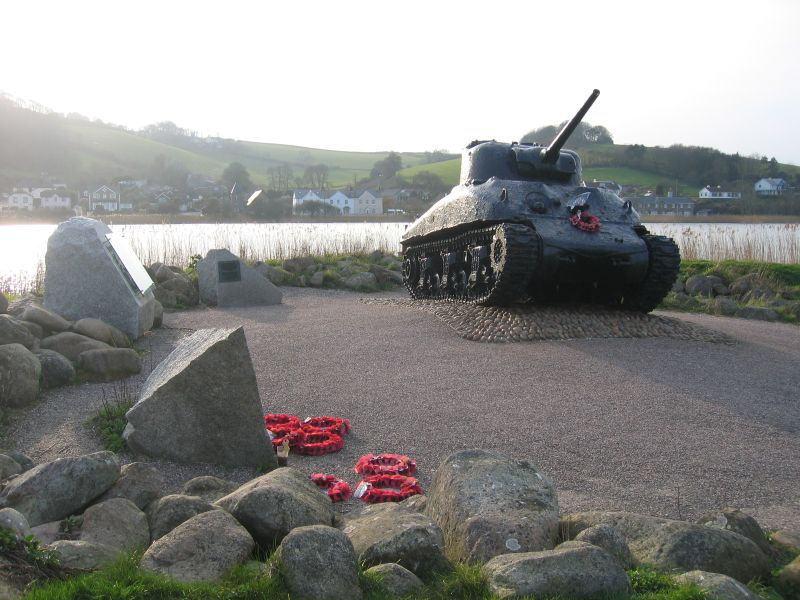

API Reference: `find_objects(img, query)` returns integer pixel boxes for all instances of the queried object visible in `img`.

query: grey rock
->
[253,262,289,285]
[730,274,774,298]
[369,264,403,285]
[152,300,163,328]
[72,318,131,348]
[0,451,120,527]
[19,320,43,339]
[0,508,31,538]
[21,305,71,333]
[197,249,282,307]
[697,507,773,557]
[712,296,739,317]
[277,525,362,600]
[123,327,274,468]
[40,331,111,363]
[147,494,213,541]
[776,555,800,599]
[154,264,180,283]
[484,540,632,600]
[43,217,155,339]
[77,347,142,380]
[6,294,40,318]
[560,511,769,583]
[365,563,424,598]
[0,343,41,408]
[180,476,238,503]
[425,449,559,563]
[158,276,198,306]
[153,286,178,309]
[282,256,317,274]
[30,521,63,545]
[343,502,449,575]
[4,452,33,473]
[34,349,76,388]
[671,280,685,293]
[0,314,36,348]
[215,468,334,548]
[772,528,800,553]
[344,272,377,290]
[675,571,760,600]
[735,306,778,321]
[574,524,633,569]
[0,455,22,480]
[0,293,7,315]
[741,288,776,303]
[50,539,118,570]
[400,494,428,513]
[309,271,324,287]
[672,292,701,309]
[96,462,165,510]
[80,498,150,551]
[140,509,254,583]
[712,283,730,296]
[685,275,723,297]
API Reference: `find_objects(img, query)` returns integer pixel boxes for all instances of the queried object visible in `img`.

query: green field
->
[398,158,461,185]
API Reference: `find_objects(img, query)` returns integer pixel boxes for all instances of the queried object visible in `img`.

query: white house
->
[6,191,34,211]
[90,185,131,211]
[754,178,786,196]
[292,189,383,215]
[699,186,741,200]
[39,190,72,210]
[354,190,382,215]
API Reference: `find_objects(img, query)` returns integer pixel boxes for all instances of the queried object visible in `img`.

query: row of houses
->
[1,185,73,212]
[292,189,384,215]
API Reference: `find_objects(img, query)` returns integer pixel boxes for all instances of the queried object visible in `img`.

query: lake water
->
[1,221,798,294]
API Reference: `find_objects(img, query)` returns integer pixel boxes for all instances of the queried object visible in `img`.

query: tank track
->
[402,223,538,306]
[623,234,681,312]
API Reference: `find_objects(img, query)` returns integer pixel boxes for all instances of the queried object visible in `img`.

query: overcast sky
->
[4,0,799,164]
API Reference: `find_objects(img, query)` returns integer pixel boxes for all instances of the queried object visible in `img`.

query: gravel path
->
[4,288,798,529]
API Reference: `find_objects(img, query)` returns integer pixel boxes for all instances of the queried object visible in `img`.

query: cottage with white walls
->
[698,185,741,200]
[292,189,383,215]
[6,190,34,211]
[754,178,786,196]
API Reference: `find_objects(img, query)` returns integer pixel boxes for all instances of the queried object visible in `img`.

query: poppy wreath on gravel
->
[304,416,351,436]
[310,473,352,502]
[295,429,344,456]
[354,474,422,503]
[355,453,416,476]
[267,424,306,450]
[264,414,302,429]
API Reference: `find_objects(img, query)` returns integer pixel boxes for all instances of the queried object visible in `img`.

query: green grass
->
[676,259,800,289]
[399,158,462,187]
[21,556,714,600]
[85,381,137,452]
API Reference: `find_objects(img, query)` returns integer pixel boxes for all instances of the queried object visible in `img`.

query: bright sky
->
[4,0,800,164]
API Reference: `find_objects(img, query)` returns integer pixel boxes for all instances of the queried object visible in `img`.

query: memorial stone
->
[197,249,282,307]
[43,218,155,339]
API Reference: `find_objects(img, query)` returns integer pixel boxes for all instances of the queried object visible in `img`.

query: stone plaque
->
[217,260,242,283]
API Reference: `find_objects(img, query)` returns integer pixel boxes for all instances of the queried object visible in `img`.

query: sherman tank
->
[401,89,680,312]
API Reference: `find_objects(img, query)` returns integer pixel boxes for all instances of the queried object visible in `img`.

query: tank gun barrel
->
[541,89,600,164]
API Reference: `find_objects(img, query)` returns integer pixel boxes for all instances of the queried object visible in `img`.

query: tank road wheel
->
[623,234,680,313]
[478,223,539,306]
[402,256,418,299]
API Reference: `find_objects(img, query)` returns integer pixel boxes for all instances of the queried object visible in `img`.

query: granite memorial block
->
[43,217,155,339]
[197,249,282,307]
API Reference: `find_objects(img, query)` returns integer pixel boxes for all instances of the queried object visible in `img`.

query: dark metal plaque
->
[218,260,242,283]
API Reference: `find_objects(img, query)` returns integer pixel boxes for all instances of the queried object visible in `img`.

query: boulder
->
[729,274,774,298]
[50,539,118,570]
[18,320,43,340]
[152,300,163,328]
[344,272,377,290]
[253,262,289,285]
[0,508,31,539]
[425,449,559,563]
[0,451,120,527]
[401,494,428,513]
[154,264,180,284]
[80,498,150,552]
[712,296,739,317]
[180,476,238,503]
[671,279,685,293]
[364,563,424,598]
[215,468,334,548]
[123,327,274,468]
[685,275,723,297]
[43,217,155,339]
[34,349,76,388]
[675,571,761,600]
[0,292,7,315]
[6,294,40,318]
[282,257,317,274]
[197,249,282,307]
[735,306,778,321]
[158,276,198,306]
[40,331,111,363]
[0,455,22,480]
[560,511,769,583]
[574,524,633,569]
[342,503,449,575]
[0,343,41,408]
[309,271,324,287]
[3,452,33,473]
[147,494,214,541]
[772,528,800,554]
[0,314,35,348]
[77,347,142,380]
[153,286,179,309]
[72,318,131,348]
[21,305,71,333]
[95,462,164,510]
[697,507,773,557]
[484,541,632,600]
[140,509,254,583]
[776,555,800,600]
[277,525,362,600]
[369,264,403,285]
[30,520,68,545]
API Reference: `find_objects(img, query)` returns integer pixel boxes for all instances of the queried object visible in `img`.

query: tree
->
[268,164,294,193]
[370,152,403,179]
[303,164,329,189]
[221,162,253,205]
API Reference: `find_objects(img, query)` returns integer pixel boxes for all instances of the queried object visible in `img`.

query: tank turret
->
[401,90,680,311]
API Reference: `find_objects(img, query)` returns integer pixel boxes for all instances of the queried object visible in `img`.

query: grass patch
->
[677,259,800,289]
[85,381,136,453]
